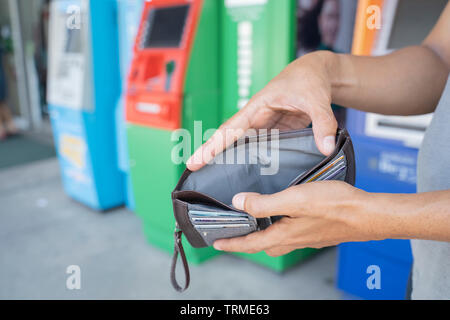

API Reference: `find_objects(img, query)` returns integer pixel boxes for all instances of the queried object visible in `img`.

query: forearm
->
[358,190,450,242]
[324,46,449,115]
[324,1,450,116]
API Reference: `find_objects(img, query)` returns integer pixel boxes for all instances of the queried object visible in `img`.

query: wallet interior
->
[179,129,343,206]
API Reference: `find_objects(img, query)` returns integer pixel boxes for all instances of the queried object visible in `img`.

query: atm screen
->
[143,5,190,48]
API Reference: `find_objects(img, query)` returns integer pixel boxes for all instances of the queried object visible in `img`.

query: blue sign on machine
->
[337,108,434,299]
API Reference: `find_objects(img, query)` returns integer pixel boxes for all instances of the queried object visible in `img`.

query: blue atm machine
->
[114,0,145,210]
[47,0,124,210]
[337,0,446,299]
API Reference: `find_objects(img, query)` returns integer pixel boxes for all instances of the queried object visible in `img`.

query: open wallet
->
[170,128,355,291]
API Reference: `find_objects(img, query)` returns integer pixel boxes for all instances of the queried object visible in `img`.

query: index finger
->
[186,106,253,171]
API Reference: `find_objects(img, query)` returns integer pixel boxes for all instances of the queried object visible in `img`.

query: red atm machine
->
[125,0,221,263]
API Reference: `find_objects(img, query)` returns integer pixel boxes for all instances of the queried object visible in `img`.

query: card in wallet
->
[170,128,355,291]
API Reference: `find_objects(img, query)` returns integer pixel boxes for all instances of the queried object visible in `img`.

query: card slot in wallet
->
[175,190,240,213]
[191,216,251,223]
[286,136,346,187]
[322,166,346,181]
[303,155,346,183]
[315,162,346,182]
[187,201,262,244]
[194,224,257,247]
[188,203,248,216]
[195,223,252,229]
[189,208,253,224]
[290,137,353,187]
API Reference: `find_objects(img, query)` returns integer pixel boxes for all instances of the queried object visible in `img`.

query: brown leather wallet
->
[170,128,355,291]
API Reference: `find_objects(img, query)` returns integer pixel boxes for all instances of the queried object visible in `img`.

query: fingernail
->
[186,149,203,169]
[232,193,246,210]
[323,136,335,155]
[213,242,223,251]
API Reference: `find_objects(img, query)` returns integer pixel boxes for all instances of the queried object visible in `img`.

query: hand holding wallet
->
[170,128,356,291]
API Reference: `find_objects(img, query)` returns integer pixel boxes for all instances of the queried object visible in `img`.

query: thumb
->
[310,107,338,156]
[232,192,288,218]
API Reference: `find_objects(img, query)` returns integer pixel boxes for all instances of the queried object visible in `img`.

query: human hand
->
[187,51,339,171]
[212,181,386,256]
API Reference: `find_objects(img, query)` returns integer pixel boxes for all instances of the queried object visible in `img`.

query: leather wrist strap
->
[170,229,190,292]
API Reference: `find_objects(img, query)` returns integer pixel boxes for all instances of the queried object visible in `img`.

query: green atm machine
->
[125,0,221,263]
[220,0,317,271]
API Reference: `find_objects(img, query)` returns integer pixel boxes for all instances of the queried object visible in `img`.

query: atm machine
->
[337,0,447,299]
[115,0,145,210]
[47,0,125,210]
[125,0,221,263]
